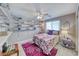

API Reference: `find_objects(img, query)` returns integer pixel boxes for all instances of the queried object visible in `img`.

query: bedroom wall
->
[46,13,76,43]
[60,13,76,38]
[78,8,79,55]
[7,28,39,44]
[7,13,77,46]
[77,13,79,55]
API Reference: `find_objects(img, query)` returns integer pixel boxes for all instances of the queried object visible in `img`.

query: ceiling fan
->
[33,4,51,20]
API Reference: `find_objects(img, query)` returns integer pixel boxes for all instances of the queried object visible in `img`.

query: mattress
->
[33,33,59,54]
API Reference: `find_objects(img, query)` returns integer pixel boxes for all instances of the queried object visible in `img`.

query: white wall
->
[78,9,79,55]
[78,18,79,55]
[7,27,39,44]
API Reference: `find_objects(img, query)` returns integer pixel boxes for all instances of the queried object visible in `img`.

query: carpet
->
[22,42,57,56]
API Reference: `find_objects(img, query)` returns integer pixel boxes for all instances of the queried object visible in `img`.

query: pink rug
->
[22,42,57,56]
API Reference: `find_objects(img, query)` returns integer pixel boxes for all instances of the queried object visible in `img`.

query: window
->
[46,20,60,31]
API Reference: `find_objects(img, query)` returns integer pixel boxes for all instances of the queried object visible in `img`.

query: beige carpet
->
[55,44,77,56]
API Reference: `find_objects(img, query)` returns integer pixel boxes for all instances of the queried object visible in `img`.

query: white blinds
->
[46,20,60,31]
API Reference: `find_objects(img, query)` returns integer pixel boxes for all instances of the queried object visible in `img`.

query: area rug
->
[22,42,57,56]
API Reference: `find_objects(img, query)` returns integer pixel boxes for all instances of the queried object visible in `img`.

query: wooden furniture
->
[0,32,12,51]
[0,32,7,36]
[0,44,19,56]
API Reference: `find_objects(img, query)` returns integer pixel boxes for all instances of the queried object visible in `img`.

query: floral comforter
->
[33,33,59,54]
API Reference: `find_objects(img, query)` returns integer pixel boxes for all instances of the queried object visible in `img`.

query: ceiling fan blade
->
[33,4,51,19]
[42,13,51,18]
[33,4,42,15]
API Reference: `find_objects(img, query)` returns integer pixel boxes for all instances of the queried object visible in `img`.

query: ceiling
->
[9,3,77,21]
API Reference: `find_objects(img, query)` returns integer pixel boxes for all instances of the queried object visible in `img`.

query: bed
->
[33,33,59,55]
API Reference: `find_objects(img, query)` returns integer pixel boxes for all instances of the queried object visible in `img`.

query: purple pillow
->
[47,30,59,35]
[47,30,53,35]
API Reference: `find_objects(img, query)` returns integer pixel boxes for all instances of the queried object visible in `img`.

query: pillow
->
[47,30,53,35]
[60,37,75,49]
[47,30,59,35]
[52,30,59,35]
